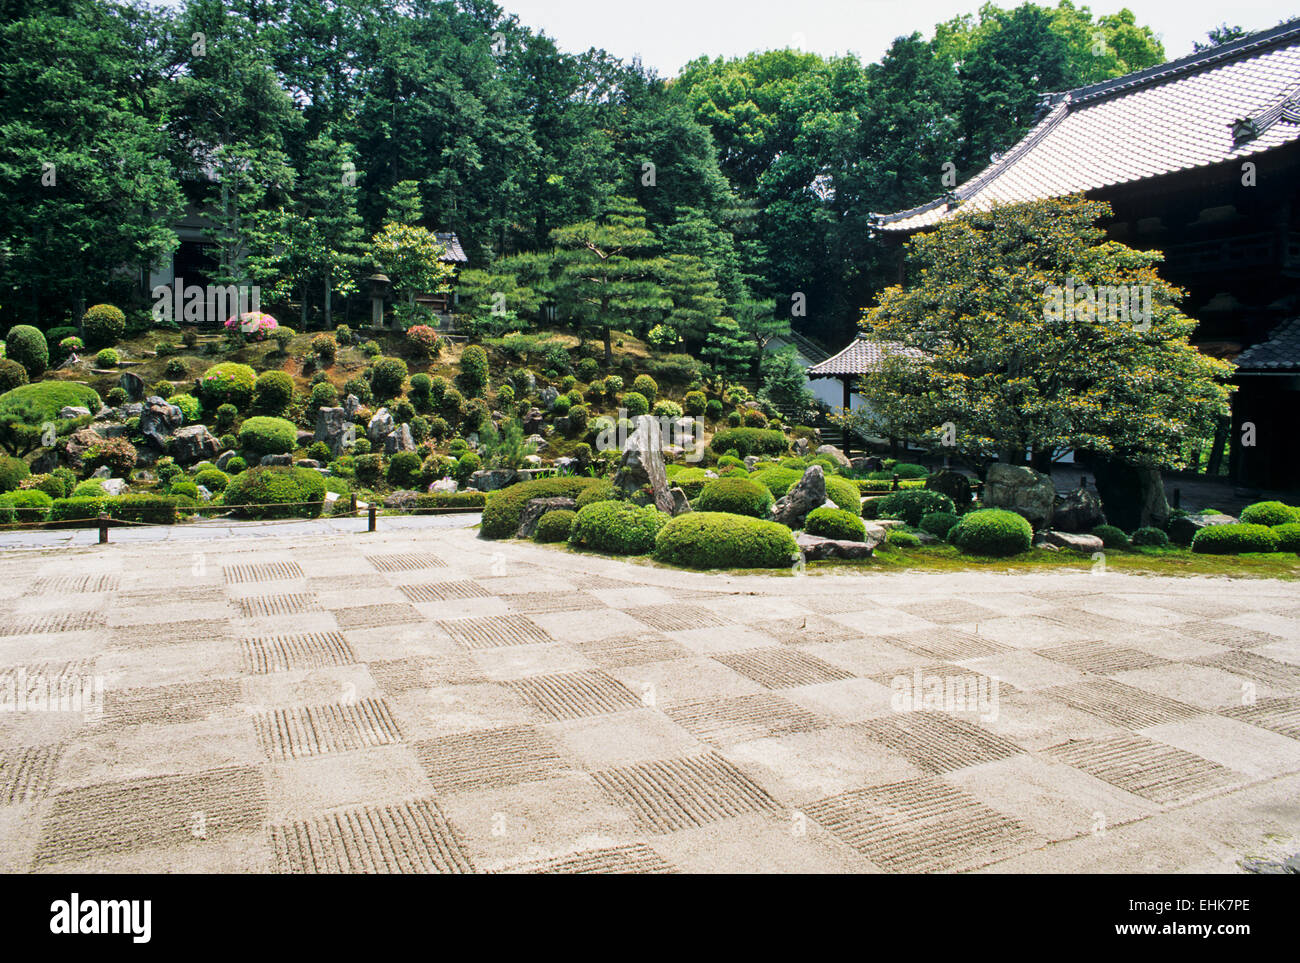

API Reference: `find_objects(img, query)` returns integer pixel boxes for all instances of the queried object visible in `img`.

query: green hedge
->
[1239,501,1300,526]
[45,494,178,525]
[568,500,669,555]
[0,489,52,523]
[223,466,326,519]
[667,466,711,499]
[1191,523,1279,554]
[855,478,927,493]
[237,416,299,456]
[709,427,788,458]
[949,508,1033,557]
[695,477,773,518]
[805,506,866,541]
[873,489,955,526]
[481,476,602,538]
[413,491,487,510]
[654,512,798,570]
[1272,522,1300,553]
[534,509,576,543]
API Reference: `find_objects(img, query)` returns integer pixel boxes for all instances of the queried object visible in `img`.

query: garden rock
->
[100,478,128,496]
[1037,530,1104,554]
[91,465,111,479]
[797,533,877,561]
[138,397,183,450]
[540,386,559,409]
[744,456,760,470]
[382,423,415,454]
[313,406,353,456]
[925,469,973,509]
[296,459,322,470]
[1052,488,1107,532]
[119,402,143,419]
[63,427,104,471]
[195,485,212,501]
[384,490,420,511]
[850,456,884,473]
[516,496,578,538]
[260,453,292,466]
[669,487,692,516]
[429,477,457,493]
[523,409,545,434]
[367,407,395,443]
[983,463,1056,529]
[118,370,145,401]
[470,469,518,492]
[171,424,221,465]
[793,437,810,457]
[343,394,362,417]
[1168,512,1237,547]
[613,415,674,514]
[815,444,851,468]
[771,465,826,529]
[215,450,237,471]
[59,406,91,419]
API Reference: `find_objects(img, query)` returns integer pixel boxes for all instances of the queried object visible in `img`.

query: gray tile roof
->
[1234,317,1300,371]
[434,232,468,263]
[874,19,1300,232]
[806,336,927,376]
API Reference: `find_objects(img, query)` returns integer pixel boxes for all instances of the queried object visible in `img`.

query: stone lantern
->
[366,273,391,329]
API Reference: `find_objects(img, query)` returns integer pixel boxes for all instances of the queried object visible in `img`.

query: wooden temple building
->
[855,18,1300,490]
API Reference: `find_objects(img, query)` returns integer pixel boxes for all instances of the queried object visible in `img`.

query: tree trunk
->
[603,324,612,365]
[1206,416,1229,477]
[324,279,332,327]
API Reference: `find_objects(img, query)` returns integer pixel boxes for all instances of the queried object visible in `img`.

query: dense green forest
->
[0,0,1167,354]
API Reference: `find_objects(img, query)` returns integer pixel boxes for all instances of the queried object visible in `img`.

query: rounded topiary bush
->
[0,488,52,523]
[167,393,201,423]
[631,374,658,403]
[310,381,338,408]
[919,511,960,539]
[481,477,603,538]
[0,358,28,393]
[1131,526,1170,547]
[534,509,577,543]
[94,348,119,368]
[1272,522,1300,553]
[6,325,48,378]
[695,477,774,518]
[824,475,860,512]
[194,468,229,493]
[369,356,408,400]
[805,506,866,541]
[950,508,1033,557]
[887,529,921,548]
[237,416,299,456]
[574,480,619,509]
[683,390,706,416]
[72,479,107,497]
[386,450,422,489]
[874,489,956,527]
[748,466,802,498]
[708,427,788,459]
[654,512,798,570]
[252,370,295,415]
[81,304,126,348]
[0,455,30,493]
[311,333,337,364]
[1239,501,1300,527]
[459,345,489,397]
[1191,523,1279,554]
[621,391,649,417]
[223,466,326,519]
[198,362,257,410]
[568,500,669,555]
[1092,524,1131,550]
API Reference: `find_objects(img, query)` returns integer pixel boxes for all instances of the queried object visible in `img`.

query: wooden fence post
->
[98,514,110,544]
[368,502,376,532]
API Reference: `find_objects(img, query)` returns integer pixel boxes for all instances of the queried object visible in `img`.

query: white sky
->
[498,0,1300,76]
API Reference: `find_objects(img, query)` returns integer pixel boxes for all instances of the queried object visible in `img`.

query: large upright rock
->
[313,406,353,456]
[771,465,826,529]
[137,396,183,450]
[171,424,221,464]
[983,463,1056,529]
[118,370,145,401]
[1052,488,1106,532]
[613,415,674,513]
[367,407,395,444]
[1168,512,1236,547]
[383,423,415,454]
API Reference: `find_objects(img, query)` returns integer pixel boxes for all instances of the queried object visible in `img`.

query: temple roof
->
[434,232,468,262]
[806,335,927,377]
[873,19,1300,233]
[1235,316,1300,372]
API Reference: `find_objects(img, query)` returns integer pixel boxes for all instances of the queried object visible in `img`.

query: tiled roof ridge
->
[1234,315,1300,371]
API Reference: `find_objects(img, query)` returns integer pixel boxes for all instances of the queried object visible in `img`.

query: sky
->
[496,0,1300,76]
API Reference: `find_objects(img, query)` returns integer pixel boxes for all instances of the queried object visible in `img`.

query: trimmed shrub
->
[168,480,199,499]
[653,399,683,420]
[568,500,669,555]
[225,456,247,474]
[824,475,860,512]
[197,362,257,410]
[631,374,658,403]
[481,477,603,538]
[805,506,866,541]
[0,358,28,392]
[683,390,707,416]
[412,491,487,511]
[654,512,798,569]
[47,496,109,523]
[387,451,423,489]
[223,466,326,519]
[6,325,48,377]
[1131,526,1170,547]
[164,357,187,379]
[534,509,576,543]
[84,437,137,476]
[167,393,201,422]
[450,452,480,487]
[272,326,295,352]
[919,511,960,539]
[354,453,384,486]
[22,473,67,499]
[0,455,30,493]
[406,324,441,358]
[107,495,178,524]
[603,375,624,396]
[459,344,489,397]
[709,427,788,458]
[252,370,295,414]
[72,479,107,497]
[45,326,78,352]
[311,381,338,408]
[1272,522,1300,553]
[237,416,298,456]
[81,304,126,347]
[194,468,228,493]
[1092,524,1131,550]
[369,356,408,400]
[950,509,1033,557]
[1239,501,1300,526]
[696,477,774,518]
[576,358,600,382]
[742,408,768,428]
[552,394,572,415]
[1191,523,1280,554]
[874,489,955,527]
[567,404,589,435]
[749,466,802,498]
[621,391,649,417]
[311,333,337,364]
[575,480,619,508]
[94,348,119,368]
[0,489,52,523]
[887,529,921,548]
